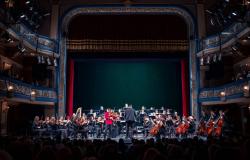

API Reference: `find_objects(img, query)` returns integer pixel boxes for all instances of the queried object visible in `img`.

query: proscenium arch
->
[58,5,199,118]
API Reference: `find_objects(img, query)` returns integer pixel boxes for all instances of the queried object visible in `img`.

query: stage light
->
[206,55,211,64]
[25,1,30,5]
[218,52,222,61]
[20,47,25,53]
[210,18,215,26]
[46,57,51,65]
[43,13,51,17]
[53,58,58,67]
[37,56,41,64]
[232,12,237,16]
[7,38,14,43]
[213,54,217,62]
[41,56,45,64]
[200,57,204,66]
[20,14,26,19]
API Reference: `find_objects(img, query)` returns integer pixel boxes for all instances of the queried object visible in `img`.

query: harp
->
[75,107,82,118]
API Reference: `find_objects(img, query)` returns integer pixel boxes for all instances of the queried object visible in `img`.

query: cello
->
[149,118,162,136]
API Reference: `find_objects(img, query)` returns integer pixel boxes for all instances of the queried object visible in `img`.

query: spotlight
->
[20,14,26,19]
[37,56,41,64]
[200,57,204,65]
[46,57,51,65]
[41,56,45,64]
[206,55,211,64]
[25,1,30,5]
[53,58,58,67]
[210,18,215,26]
[213,54,217,62]
[7,38,14,43]
[54,58,58,67]
[218,52,222,61]
[232,12,237,16]
[20,47,25,53]
[43,13,51,17]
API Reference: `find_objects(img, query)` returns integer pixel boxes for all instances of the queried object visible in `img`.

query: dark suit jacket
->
[125,108,136,122]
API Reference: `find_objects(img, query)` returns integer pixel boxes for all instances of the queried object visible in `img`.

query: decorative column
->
[196,0,207,118]
[196,0,206,38]
[50,0,60,39]
[50,0,60,115]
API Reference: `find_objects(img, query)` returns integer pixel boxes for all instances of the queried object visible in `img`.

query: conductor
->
[124,104,136,139]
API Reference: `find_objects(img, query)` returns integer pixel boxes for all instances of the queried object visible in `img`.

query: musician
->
[165,114,175,137]
[32,116,43,137]
[143,116,153,137]
[214,110,224,137]
[197,110,207,136]
[206,110,216,136]
[96,116,104,138]
[104,108,113,139]
[124,104,136,139]
[187,116,196,137]
[77,115,88,139]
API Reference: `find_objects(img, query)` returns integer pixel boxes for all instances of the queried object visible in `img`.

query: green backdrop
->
[73,59,182,113]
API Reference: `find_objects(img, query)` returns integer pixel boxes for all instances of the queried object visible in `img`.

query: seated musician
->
[32,116,45,137]
[143,116,153,137]
[77,115,88,139]
[96,116,104,138]
[58,116,68,139]
[187,116,196,136]
[165,114,175,137]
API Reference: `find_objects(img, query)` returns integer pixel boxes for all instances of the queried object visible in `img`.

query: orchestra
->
[32,106,225,140]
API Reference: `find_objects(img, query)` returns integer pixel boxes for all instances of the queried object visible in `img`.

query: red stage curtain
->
[67,59,74,117]
[181,59,189,116]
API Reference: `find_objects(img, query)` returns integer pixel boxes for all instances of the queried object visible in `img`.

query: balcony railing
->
[197,22,250,55]
[0,76,57,103]
[0,8,59,57]
[67,39,189,52]
[199,78,250,103]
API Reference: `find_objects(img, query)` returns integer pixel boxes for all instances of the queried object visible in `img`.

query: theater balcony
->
[197,20,250,103]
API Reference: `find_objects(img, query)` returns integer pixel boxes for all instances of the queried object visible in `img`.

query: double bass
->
[206,111,215,136]
[214,111,224,137]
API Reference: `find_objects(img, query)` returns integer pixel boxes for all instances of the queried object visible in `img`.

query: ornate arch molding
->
[58,6,198,117]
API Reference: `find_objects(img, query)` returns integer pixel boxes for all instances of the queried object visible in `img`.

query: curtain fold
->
[181,59,189,116]
[67,59,74,117]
